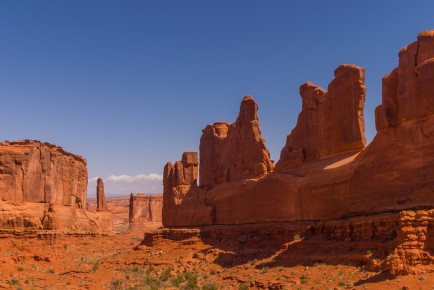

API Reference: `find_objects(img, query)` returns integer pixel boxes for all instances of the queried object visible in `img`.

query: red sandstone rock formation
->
[0,140,113,232]
[0,140,88,208]
[276,65,366,171]
[199,96,274,189]
[390,210,433,275]
[163,152,213,227]
[41,203,58,230]
[96,178,108,212]
[348,30,434,215]
[161,31,434,228]
[129,193,163,230]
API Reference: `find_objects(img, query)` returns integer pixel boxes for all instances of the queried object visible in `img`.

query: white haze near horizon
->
[87,173,163,198]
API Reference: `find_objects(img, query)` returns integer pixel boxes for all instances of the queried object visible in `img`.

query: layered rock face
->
[96,178,108,212]
[162,31,434,227]
[0,140,88,208]
[41,203,58,230]
[349,31,434,215]
[276,65,366,171]
[129,193,163,230]
[390,210,434,275]
[0,140,113,232]
[199,96,274,189]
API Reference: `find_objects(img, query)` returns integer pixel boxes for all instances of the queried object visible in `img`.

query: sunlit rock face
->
[0,140,88,208]
[276,64,366,172]
[162,31,434,227]
[0,140,113,232]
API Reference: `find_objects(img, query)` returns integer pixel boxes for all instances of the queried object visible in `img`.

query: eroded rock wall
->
[162,31,434,228]
[129,193,163,230]
[390,210,434,275]
[348,30,434,215]
[162,152,213,227]
[199,96,274,189]
[276,65,366,171]
[0,140,88,208]
[0,140,113,232]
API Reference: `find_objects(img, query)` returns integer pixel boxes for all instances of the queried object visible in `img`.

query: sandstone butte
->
[158,30,434,279]
[163,31,434,227]
[129,193,163,231]
[0,140,113,231]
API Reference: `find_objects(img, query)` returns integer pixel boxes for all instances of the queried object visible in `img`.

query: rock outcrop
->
[276,65,366,171]
[129,193,163,230]
[0,140,88,208]
[348,30,434,215]
[162,152,213,227]
[0,140,113,232]
[390,210,434,275]
[161,31,434,228]
[96,178,108,212]
[199,96,274,189]
[41,203,58,230]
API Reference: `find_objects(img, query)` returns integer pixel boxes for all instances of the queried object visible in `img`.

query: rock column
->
[96,178,108,212]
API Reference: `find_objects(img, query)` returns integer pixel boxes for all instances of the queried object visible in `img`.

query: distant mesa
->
[129,193,163,231]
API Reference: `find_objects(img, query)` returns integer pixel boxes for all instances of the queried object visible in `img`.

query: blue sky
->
[0,1,432,197]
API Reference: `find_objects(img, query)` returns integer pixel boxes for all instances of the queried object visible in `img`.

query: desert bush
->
[171,273,185,287]
[202,282,218,290]
[238,283,249,290]
[159,267,171,281]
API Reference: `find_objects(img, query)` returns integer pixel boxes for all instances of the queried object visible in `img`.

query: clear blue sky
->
[0,1,432,196]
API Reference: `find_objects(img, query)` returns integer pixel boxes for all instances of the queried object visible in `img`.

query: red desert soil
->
[0,226,432,289]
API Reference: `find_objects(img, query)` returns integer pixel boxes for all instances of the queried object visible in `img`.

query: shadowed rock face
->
[162,31,434,227]
[276,65,366,172]
[0,140,88,208]
[199,96,274,189]
[96,178,108,212]
[163,152,213,227]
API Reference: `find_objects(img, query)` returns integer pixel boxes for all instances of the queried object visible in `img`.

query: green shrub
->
[183,272,198,289]
[17,266,24,272]
[171,273,185,287]
[92,263,100,273]
[250,258,257,265]
[202,283,218,290]
[145,265,154,276]
[160,267,171,281]
[9,279,19,286]
[146,275,161,288]
[238,283,249,290]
